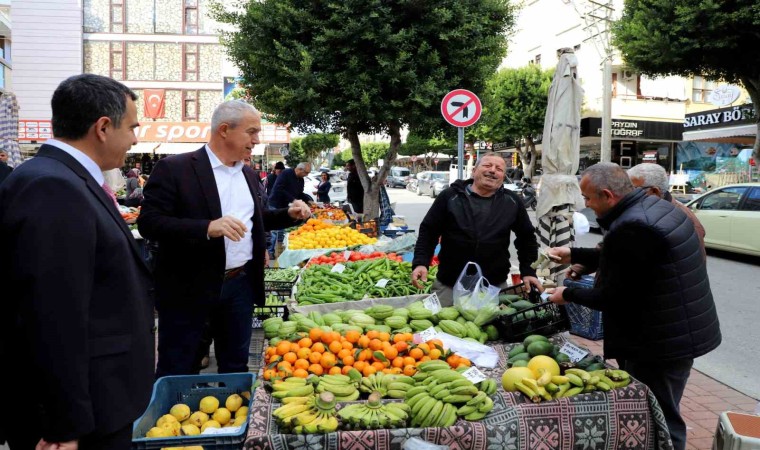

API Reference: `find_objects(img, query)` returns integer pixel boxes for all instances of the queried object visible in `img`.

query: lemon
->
[233,415,247,426]
[235,406,249,418]
[188,411,209,427]
[225,394,243,412]
[201,419,221,433]
[145,426,172,438]
[199,396,219,414]
[156,414,178,428]
[180,424,201,436]
[170,403,191,421]
[212,407,232,425]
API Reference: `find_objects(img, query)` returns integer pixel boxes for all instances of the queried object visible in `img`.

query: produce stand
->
[243,336,673,450]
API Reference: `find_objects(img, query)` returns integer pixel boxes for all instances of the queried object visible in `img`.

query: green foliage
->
[301,134,340,161]
[399,133,456,156]
[214,0,515,135]
[612,0,760,159]
[284,137,306,168]
[612,0,760,85]
[475,66,554,143]
[339,143,388,167]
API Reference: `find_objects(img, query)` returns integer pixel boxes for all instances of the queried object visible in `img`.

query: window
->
[535,54,541,65]
[698,187,748,210]
[110,41,125,80]
[183,90,199,121]
[184,0,198,34]
[183,44,199,81]
[741,187,760,212]
[692,76,716,103]
[110,0,124,33]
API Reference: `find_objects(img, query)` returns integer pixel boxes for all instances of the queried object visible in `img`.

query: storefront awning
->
[156,142,203,154]
[252,144,266,156]
[682,124,756,143]
[127,142,162,154]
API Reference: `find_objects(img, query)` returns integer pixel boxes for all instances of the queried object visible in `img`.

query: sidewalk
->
[572,336,759,450]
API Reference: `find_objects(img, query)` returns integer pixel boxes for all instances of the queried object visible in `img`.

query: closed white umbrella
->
[537,49,585,281]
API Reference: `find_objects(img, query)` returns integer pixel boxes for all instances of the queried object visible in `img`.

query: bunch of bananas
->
[515,368,631,403]
[405,360,495,425]
[272,391,339,434]
[315,373,361,402]
[271,377,315,400]
[358,372,415,399]
[338,392,411,430]
[475,379,499,396]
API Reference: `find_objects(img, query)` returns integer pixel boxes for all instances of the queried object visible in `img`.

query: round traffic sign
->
[441,89,482,127]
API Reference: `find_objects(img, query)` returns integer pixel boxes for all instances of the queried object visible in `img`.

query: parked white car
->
[303,170,347,204]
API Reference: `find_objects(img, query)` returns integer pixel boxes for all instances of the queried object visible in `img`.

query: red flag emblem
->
[144,89,165,119]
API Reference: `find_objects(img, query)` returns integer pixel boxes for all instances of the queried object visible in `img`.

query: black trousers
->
[618,358,693,450]
[6,423,131,450]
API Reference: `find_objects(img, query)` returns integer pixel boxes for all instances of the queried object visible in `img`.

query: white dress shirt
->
[46,138,105,186]
[205,145,255,270]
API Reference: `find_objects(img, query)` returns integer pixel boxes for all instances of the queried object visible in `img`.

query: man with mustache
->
[411,152,542,303]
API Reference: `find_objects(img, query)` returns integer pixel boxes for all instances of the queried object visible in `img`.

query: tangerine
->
[409,348,424,360]
[320,353,337,368]
[357,336,370,349]
[403,365,417,376]
[377,332,391,342]
[329,366,342,375]
[309,328,323,342]
[298,338,313,349]
[293,368,309,378]
[308,363,324,375]
[283,352,297,364]
[384,346,398,360]
[294,359,310,370]
[276,341,291,356]
[368,339,383,351]
[428,349,442,360]
[362,365,377,377]
[392,357,404,368]
[365,330,379,340]
[345,330,361,343]
[342,355,355,367]
[296,347,311,360]
[328,341,343,354]
[308,352,322,364]
[311,342,326,354]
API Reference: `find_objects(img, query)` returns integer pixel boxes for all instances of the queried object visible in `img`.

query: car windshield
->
[393,169,410,177]
[431,173,449,181]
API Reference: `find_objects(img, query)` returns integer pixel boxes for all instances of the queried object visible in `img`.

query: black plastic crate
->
[495,284,570,343]
[252,290,289,328]
[263,267,298,291]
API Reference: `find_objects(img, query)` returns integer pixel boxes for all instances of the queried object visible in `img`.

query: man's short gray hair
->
[296,162,311,171]
[582,162,633,197]
[628,163,669,195]
[211,100,259,130]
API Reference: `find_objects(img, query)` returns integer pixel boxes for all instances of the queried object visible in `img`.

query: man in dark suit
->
[0,150,12,185]
[138,100,311,377]
[0,74,154,450]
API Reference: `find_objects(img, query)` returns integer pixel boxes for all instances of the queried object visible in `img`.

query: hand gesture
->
[288,200,312,220]
[411,266,428,289]
[36,439,78,450]
[207,215,248,242]
[546,247,571,265]
[545,287,568,305]
[522,275,543,293]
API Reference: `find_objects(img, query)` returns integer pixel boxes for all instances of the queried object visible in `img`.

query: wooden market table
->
[243,338,673,450]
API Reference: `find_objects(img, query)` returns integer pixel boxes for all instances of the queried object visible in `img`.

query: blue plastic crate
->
[132,373,255,450]
[563,276,604,340]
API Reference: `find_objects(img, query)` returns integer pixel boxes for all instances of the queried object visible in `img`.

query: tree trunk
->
[347,123,402,219]
[739,75,760,169]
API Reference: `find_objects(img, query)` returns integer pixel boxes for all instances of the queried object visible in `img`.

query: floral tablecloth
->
[244,338,673,450]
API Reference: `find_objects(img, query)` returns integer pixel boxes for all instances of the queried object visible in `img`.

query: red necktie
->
[101,183,120,209]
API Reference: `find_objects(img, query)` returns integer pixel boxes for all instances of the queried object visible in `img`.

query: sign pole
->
[457,127,464,180]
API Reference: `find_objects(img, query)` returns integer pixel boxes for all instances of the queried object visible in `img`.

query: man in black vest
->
[546,162,721,450]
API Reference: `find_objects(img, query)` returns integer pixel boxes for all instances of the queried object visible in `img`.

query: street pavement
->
[389,187,760,401]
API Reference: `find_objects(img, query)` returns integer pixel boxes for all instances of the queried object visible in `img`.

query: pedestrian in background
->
[627,163,706,256]
[0,150,13,185]
[315,171,331,203]
[546,162,721,450]
[0,74,154,450]
[265,161,285,196]
[345,159,364,214]
[138,100,310,377]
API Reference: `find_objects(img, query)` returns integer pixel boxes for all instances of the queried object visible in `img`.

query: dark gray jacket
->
[565,189,721,361]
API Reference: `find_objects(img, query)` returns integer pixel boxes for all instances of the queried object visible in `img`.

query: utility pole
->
[573,0,615,162]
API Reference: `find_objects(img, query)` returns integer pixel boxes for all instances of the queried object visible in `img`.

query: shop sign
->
[582,117,683,141]
[708,85,741,107]
[599,121,645,137]
[133,122,290,143]
[684,105,755,130]
[642,151,659,162]
[19,120,53,141]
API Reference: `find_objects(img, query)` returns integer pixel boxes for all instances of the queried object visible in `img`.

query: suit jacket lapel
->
[35,145,149,273]
[191,148,223,218]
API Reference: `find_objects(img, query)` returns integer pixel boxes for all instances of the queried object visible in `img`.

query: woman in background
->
[315,171,331,203]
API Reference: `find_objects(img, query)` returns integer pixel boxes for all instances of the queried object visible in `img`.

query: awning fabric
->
[682,124,756,142]
[127,142,161,154]
[155,142,202,154]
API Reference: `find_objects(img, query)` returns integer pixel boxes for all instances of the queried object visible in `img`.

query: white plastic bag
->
[573,211,590,235]
[452,262,500,317]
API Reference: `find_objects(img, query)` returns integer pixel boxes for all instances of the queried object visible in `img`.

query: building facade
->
[11,0,289,165]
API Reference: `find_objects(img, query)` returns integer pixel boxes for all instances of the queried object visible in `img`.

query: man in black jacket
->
[546,162,721,450]
[345,159,364,214]
[411,153,542,303]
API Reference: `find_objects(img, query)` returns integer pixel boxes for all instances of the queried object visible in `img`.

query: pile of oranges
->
[262,328,472,382]
[287,220,376,250]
